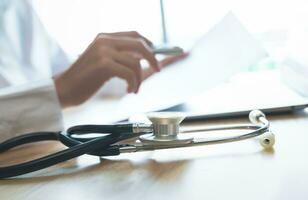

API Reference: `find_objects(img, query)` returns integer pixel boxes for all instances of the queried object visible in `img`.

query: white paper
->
[282,29,308,97]
[116,13,267,111]
[64,12,267,125]
[281,59,308,97]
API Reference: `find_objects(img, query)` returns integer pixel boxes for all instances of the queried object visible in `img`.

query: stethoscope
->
[0,110,275,179]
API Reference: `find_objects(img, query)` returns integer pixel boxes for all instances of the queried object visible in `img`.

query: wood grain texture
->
[1,106,308,200]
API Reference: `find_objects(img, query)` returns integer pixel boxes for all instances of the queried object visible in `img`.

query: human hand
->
[103,32,189,80]
[54,31,159,108]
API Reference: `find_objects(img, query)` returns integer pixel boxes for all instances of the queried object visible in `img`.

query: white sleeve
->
[0,79,63,142]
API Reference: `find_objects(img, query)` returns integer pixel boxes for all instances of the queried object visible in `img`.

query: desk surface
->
[1,106,308,200]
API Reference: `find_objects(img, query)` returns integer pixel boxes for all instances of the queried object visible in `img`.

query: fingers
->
[114,38,160,72]
[113,52,142,92]
[106,60,139,93]
[98,35,160,72]
[96,47,142,93]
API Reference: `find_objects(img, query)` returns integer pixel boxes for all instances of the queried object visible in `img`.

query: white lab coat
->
[0,0,70,142]
[0,0,124,142]
[0,0,128,142]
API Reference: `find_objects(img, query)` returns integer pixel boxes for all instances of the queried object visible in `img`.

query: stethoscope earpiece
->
[249,110,266,124]
[259,131,275,149]
[249,110,275,149]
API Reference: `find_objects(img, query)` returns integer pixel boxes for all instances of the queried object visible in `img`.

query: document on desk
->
[72,12,267,124]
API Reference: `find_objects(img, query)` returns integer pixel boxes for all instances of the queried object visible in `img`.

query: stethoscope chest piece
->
[139,112,193,145]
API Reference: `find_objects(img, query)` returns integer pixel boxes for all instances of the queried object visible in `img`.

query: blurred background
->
[31,0,308,71]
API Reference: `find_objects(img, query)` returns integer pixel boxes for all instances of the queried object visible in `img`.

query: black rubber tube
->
[0,124,139,179]
[0,133,120,179]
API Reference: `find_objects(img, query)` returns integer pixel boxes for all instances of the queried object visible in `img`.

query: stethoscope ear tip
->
[259,131,275,149]
[249,110,266,124]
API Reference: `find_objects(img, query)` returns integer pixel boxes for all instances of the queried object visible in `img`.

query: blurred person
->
[0,0,187,141]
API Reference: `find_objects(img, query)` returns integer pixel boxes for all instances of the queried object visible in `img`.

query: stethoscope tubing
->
[0,130,143,179]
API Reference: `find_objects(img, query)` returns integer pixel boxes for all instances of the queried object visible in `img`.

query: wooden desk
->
[1,107,308,200]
